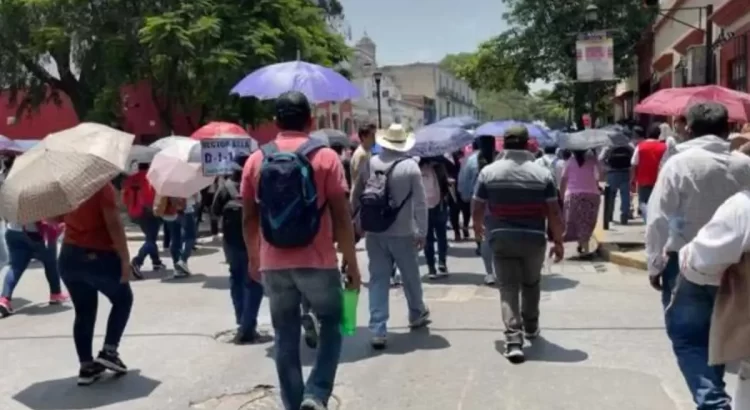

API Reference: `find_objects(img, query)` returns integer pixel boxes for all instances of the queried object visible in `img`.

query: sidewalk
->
[593,198,648,271]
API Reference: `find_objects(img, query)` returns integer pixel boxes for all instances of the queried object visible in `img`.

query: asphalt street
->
[0,234,731,410]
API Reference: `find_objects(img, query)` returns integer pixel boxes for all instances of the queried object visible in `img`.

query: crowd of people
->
[3,88,750,409]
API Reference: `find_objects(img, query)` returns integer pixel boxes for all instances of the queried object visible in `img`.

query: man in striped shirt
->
[472,126,565,363]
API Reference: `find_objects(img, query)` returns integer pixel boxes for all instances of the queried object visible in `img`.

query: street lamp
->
[373,71,383,128]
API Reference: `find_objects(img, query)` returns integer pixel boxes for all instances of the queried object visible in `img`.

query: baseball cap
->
[503,125,529,145]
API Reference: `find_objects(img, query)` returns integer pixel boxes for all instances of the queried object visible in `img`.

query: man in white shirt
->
[646,102,750,409]
[679,190,750,409]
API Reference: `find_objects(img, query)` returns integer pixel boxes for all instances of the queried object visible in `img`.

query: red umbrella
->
[191,121,249,140]
[634,85,750,122]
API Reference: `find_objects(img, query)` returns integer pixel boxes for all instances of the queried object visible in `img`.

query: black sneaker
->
[427,269,438,280]
[462,228,470,240]
[437,263,448,276]
[370,336,387,350]
[130,260,144,280]
[77,362,106,386]
[152,262,167,271]
[503,344,525,364]
[96,350,127,374]
[524,326,541,340]
[232,330,273,345]
[301,313,319,349]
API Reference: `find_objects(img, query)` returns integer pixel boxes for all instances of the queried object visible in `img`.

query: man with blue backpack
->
[241,91,360,410]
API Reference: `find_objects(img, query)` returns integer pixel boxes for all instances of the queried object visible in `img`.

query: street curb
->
[595,240,648,271]
[593,218,647,272]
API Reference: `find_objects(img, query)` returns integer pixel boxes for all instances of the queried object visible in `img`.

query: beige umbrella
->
[0,122,134,223]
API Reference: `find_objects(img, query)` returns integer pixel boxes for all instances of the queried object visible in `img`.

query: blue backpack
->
[257,139,326,248]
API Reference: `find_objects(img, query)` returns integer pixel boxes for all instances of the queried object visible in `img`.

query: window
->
[331,113,339,129]
[343,118,352,135]
[730,34,748,92]
[382,90,390,98]
[317,115,327,129]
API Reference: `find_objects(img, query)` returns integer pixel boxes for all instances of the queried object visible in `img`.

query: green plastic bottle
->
[340,289,359,336]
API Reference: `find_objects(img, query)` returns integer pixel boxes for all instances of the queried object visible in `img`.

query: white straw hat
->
[375,124,415,152]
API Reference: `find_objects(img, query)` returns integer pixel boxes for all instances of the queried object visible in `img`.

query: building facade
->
[380,63,478,121]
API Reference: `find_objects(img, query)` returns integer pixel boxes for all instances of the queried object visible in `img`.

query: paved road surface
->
[0,237,732,409]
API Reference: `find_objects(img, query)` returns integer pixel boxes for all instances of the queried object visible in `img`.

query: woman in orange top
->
[59,182,133,386]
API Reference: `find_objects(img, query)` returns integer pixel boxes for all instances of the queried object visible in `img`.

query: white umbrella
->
[0,123,134,223]
[150,136,201,162]
[147,138,213,198]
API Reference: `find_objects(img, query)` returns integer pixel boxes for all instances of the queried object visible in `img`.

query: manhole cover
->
[191,385,341,409]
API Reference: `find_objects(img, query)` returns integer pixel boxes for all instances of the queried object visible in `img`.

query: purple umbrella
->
[408,126,474,157]
[230,61,361,102]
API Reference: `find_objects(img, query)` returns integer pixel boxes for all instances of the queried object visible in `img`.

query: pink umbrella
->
[635,85,750,122]
[191,122,248,140]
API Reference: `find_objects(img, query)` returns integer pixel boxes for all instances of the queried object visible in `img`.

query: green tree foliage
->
[0,0,141,123]
[477,89,568,127]
[0,0,350,131]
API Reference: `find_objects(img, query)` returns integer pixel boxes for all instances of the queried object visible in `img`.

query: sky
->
[336,0,551,92]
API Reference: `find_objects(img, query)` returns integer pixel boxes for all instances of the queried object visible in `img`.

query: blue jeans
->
[661,253,731,409]
[58,244,133,363]
[480,236,493,276]
[424,203,448,270]
[1,229,61,298]
[166,213,196,263]
[637,185,654,223]
[366,235,427,337]
[263,268,342,409]
[133,211,162,267]
[607,170,631,221]
[222,242,264,334]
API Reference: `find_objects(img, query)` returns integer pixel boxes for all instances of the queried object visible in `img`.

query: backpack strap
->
[384,157,413,212]
[296,138,326,157]
[260,142,279,158]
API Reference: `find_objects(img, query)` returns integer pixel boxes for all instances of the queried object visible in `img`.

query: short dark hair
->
[358,123,376,138]
[543,145,557,154]
[686,102,730,138]
[138,162,150,171]
[632,126,645,138]
[675,115,687,124]
[646,124,661,139]
[275,91,311,132]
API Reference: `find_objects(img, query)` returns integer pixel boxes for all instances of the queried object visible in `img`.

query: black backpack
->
[257,139,326,248]
[606,145,634,170]
[358,158,411,233]
[221,180,244,245]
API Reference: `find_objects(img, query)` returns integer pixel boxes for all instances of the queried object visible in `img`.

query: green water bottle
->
[340,289,359,336]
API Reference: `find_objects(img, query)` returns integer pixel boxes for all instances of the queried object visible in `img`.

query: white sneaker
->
[174,260,192,277]
[484,274,496,286]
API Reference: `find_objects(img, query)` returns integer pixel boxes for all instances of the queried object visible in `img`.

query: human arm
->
[630,146,640,184]
[645,159,681,289]
[410,160,428,245]
[679,192,750,285]
[100,184,131,282]
[325,151,361,289]
[241,154,262,281]
[471,168,488,241]
[559,160,569,199]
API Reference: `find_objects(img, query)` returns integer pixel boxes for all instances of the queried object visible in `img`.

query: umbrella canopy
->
[191,121,250,140]
[310,128,352,147]
[0,123,134,223]
[147,138,213,198]
[432,116,481,129]
[6,139,42,153]
[128,145,160,164]
[230,61,361,103]
[475,120,555,147]
[600,125,632,146]
[150,136,201,163]
[558,128,616,151]
[0,135,17,151]
[634,85,750,122]
[408,126,474,157]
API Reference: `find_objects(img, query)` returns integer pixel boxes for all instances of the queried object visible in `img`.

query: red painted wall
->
[0,82,353,143]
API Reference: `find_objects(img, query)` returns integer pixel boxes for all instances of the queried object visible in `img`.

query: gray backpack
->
[358,158,411,233]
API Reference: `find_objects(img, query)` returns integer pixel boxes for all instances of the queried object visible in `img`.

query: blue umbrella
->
[432,116,480,129]
[230,61,361,103]
[408,126,474,157]
[8,139,41,152]
[475,120,555,147]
